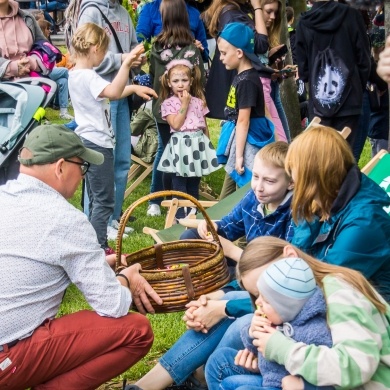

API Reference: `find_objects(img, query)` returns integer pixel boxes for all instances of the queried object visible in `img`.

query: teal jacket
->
[292,165,390,301]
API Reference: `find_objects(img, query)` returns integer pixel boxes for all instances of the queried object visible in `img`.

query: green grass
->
[46,106,372,387]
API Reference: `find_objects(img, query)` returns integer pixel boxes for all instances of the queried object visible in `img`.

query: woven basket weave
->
[115,191,230,313]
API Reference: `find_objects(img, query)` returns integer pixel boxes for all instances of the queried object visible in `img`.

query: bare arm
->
[235,107,251,174]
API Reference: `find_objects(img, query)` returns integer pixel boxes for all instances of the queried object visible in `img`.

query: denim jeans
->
[149,122,172,205]
[110,98,131,221]
[159,305,251,385]
[39,1,67,27]
[271,80,291,143]
[205,347,264,390]
[49,67,69,109]
[82,138,114,248]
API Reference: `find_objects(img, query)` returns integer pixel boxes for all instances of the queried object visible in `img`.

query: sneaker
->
[147,204,161,217]
[111,219,134,234]
[59,112,74,120]
[107,226,128,241]
[104,246,115,256]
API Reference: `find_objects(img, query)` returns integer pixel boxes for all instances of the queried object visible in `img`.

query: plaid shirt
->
[217,189,294,243]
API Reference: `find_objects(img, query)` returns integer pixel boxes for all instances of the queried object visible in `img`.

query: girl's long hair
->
[238,236,387,314]
[71,23,109,58]
[261,0,282,48]
[285,126,355,223]
[202,0,244,38]
[156,0,194,47]
[160,64,206,105]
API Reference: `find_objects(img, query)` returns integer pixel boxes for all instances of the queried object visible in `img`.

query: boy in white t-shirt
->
[69,23,157,251]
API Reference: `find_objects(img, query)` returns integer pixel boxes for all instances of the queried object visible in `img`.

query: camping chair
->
[361,149,390,216]
[306,116,351,139]
[143,183,251,243]
[124,155,153,198]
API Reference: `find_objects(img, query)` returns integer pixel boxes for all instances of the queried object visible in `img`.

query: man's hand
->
[121,263,162,314]
[281,375,304,390]
[234,349,260,373]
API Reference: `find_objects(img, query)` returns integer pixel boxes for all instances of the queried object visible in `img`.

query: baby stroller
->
[0,77,57,185]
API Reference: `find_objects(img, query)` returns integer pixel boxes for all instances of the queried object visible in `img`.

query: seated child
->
[209,257,333,390]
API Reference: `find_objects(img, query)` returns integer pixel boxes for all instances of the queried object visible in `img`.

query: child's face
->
[241,265,283,325]
[255,293,283,325]
[217,38,241,70]
[251,157,293,211]
[168,67,191,97]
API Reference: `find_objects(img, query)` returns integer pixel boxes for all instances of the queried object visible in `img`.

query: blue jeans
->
[159,307,251,385]
[82,138,114,248]
[205,347,264,390]
[39,1,67,27]
[49,67,69,109]
[110,98,131,221]
[271,80,291,143]
[149,122,171,205]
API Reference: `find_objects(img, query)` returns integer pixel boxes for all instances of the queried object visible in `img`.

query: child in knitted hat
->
[237,258,333,390]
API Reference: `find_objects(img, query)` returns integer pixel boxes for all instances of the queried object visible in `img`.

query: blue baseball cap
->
[219,22,262,66]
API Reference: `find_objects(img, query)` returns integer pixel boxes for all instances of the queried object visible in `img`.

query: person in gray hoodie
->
[78,0,145,244]
[0,0,47,80]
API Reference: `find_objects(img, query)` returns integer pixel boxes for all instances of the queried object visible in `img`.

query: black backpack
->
[310,37,351,117]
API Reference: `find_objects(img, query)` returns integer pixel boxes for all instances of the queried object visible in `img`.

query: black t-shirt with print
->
[224,68,265,123]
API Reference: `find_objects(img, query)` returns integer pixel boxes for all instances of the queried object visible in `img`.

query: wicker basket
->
[115,191,230,313]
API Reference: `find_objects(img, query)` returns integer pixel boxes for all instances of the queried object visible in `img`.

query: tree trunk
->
[386,0,390,151]
[279,0,303,139]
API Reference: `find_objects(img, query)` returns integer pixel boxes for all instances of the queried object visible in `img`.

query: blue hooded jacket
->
[292,165,390,302]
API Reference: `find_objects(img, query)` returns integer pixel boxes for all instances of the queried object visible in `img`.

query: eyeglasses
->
[64,159,90,175]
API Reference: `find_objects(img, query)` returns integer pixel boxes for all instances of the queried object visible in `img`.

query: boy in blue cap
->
[216,22,275,198]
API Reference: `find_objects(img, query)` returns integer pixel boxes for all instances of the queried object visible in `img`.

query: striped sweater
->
[265,275,390,389]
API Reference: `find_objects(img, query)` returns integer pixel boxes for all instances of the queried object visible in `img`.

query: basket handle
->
[115,190,221,271]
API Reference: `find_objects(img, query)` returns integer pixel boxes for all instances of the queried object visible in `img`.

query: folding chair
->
[143,183,251,243]
[306,116,351,139]
[124,154,153,198]
[361,149,390,216]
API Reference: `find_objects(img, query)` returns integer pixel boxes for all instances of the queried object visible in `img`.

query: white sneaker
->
[59,112,74,120]
[107,226,128,241]
[111,219,134,234]
[147,204,161,217]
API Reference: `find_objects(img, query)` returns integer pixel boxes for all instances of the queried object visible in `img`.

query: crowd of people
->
[1,0,390,389]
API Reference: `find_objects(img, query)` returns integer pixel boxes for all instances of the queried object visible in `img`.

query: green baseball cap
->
[18,125,104,166]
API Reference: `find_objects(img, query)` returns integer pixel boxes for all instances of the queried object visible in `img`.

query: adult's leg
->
[0,311,153,390]
[83,139,114,248]
[260,77,287,142]
[110,98,131,221]
[180,228,201,239]
[49,67,70,113]
[216,313,251,350]
[136,317,234,388]
[271,80,291,142]
[352,90,370,163]
[205,347,260,390]
[369,138,389,158]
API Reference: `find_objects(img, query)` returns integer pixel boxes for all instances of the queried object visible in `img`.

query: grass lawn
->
[44,106,372,388]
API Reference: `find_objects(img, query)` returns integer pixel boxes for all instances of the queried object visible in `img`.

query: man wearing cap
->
[0,125,161,389]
